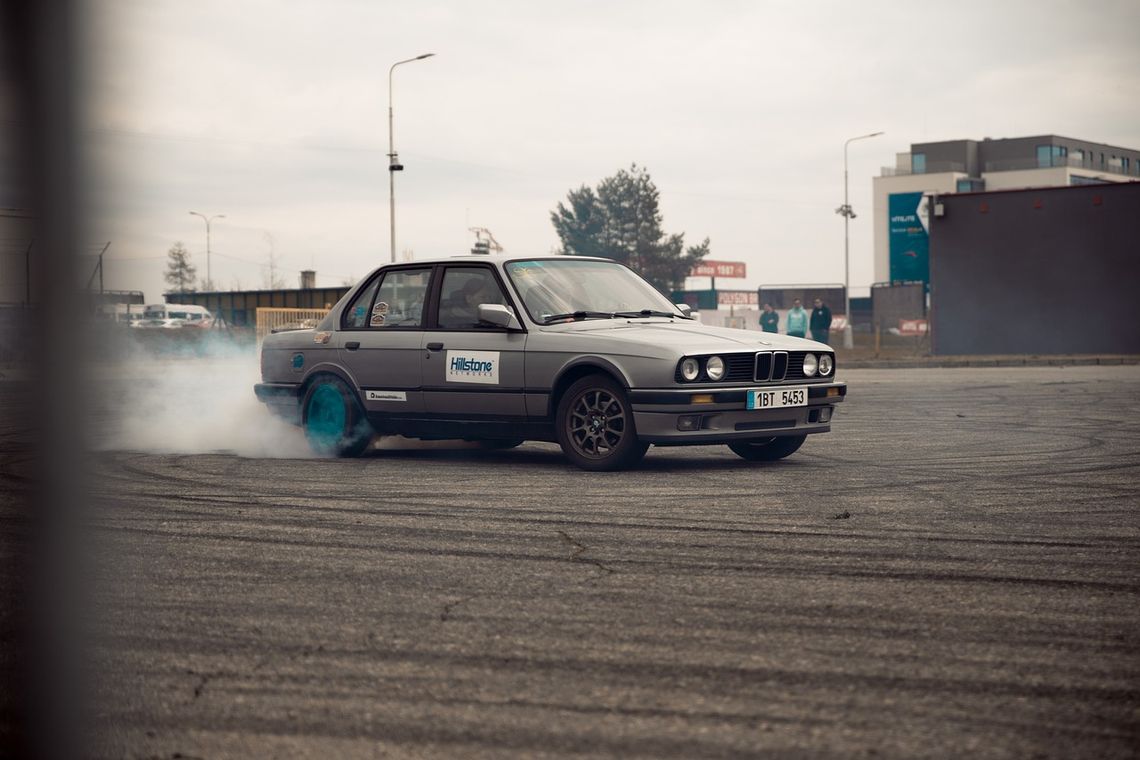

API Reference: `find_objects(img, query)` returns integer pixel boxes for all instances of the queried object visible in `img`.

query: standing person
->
[810,298,832,344]
[785,298,807,338]
[759,303,779,333]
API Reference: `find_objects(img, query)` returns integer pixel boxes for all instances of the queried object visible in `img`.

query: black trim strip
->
[421,386,527,394]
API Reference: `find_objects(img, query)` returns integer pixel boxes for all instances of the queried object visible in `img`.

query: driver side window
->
[436,267,509,330]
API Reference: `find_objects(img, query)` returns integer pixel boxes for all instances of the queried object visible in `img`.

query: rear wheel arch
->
[300,365,359,403]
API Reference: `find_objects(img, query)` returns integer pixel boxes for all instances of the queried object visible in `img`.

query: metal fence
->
[871,282,926,328]
[255,307,330,342]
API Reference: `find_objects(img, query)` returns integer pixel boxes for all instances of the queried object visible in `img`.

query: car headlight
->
[818,354,834,376]
[802,353,818,377]
[705,355,726,381]
[680,358,700,382]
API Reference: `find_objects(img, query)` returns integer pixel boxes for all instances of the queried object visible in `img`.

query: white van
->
[138,303,214,329]
[95,303,146,325]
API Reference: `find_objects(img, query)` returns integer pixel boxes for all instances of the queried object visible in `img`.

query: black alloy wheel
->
[556,374,648,471]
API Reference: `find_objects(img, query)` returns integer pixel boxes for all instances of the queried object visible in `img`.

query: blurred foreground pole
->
[2,0,87,756]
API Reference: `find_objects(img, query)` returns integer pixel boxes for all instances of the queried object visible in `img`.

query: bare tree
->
[164,242,197,293]
[262,231,286,289]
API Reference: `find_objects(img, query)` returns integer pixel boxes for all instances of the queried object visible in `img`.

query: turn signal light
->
[690,394,715,404]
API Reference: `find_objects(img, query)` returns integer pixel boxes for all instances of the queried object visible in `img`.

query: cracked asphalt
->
[78,366,1140,757]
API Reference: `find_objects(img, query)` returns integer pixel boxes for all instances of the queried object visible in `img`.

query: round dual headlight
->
[706,355,726,381]
[802,353,818,378]
[818,354,834,376]
[680,358,700,381]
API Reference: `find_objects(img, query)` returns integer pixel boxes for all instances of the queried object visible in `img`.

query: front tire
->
[556,374,648,471]
[301,376,373,457]
[728,435,806,462]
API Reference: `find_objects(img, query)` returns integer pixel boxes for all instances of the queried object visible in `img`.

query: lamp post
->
[388,53,435,263]
[188,211,225,289]
[835,131,884,348]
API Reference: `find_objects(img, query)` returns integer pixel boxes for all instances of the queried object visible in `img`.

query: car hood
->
[538,319,833,354]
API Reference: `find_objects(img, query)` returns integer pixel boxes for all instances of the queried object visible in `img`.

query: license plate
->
[747,386,808,410]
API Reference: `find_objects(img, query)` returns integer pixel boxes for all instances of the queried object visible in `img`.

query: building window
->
[956,178,985,193]
[1037,145,1067,168]
[912,153,926,174]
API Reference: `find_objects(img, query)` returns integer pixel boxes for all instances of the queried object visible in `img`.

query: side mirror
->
[675,303,693,318]
[477,303,522,330]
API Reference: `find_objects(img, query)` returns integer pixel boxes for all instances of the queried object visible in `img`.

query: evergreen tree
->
[164,242,197,293]
[551,164,709,293]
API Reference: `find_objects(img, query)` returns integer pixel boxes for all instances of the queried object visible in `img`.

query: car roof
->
[386,253,612,267]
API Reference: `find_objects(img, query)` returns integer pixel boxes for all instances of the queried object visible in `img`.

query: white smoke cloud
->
[93,337,313,458]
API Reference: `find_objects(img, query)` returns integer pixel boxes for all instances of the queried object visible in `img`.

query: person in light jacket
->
[785,298,807,338]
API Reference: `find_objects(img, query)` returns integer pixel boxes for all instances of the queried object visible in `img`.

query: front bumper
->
[629,381,846,445]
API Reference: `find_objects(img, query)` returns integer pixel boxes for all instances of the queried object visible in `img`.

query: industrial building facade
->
[873,135,1140,286]
[929,182,1140,355]
[165,286,349,328]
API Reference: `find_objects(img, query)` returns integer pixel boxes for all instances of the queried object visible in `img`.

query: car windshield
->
[505,259,681,323]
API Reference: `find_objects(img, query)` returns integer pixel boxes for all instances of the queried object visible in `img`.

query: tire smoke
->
[92,330,313,458]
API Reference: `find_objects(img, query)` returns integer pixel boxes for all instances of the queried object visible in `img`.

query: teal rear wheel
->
[301,376,373,457]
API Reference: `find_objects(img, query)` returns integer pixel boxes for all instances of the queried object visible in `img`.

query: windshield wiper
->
[542,310,616,324]
[612,309,682,319]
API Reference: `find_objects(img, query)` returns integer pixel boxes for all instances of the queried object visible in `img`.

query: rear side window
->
[342,267,433,329]
[342,277,381,329]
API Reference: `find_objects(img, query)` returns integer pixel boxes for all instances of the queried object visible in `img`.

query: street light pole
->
[188,211,225,288]
[836,131,884,349]
[388,53,435,263]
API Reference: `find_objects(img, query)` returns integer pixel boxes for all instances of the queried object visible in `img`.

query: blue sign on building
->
[888,192,930,285]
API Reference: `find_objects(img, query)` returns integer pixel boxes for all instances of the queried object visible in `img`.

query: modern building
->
[872,135,1140,285]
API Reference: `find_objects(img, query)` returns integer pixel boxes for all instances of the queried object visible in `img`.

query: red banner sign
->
[898,319,928,336]
[691,260,746,278]
[716,290,759,306]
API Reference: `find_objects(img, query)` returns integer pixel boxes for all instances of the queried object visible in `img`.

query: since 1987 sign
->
[691,260,746,278]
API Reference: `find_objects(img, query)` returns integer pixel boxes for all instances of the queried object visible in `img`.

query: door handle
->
[345,341,360,351]
[426,342,444,351]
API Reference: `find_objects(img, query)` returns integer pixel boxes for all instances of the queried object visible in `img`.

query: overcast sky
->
[81,0,1140,301]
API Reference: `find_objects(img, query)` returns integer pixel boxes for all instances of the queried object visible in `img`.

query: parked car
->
[255,255,846,470]
[137,303,214,329]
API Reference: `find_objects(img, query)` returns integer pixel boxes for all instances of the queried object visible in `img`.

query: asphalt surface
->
[75,365,1140,757]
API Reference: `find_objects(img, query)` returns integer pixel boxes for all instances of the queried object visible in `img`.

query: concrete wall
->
[930,182,1140,355]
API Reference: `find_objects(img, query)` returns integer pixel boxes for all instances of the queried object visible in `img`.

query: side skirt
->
[366,413,557,443]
